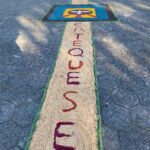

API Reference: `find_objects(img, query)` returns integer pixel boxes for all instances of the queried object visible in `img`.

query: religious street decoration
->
[42,4,117,21]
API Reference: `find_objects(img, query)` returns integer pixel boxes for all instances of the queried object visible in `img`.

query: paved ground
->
[0,0,149,150]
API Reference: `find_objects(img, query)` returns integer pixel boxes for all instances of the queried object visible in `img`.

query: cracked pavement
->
[0,0,150,149]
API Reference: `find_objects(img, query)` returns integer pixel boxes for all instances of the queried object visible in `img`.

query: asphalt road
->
[0,0,150,149]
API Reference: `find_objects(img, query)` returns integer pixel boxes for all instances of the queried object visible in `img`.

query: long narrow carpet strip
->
[27,0,103,150]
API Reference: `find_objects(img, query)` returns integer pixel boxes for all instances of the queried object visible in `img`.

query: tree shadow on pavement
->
[91,0,150,150]
[0,0,67,149]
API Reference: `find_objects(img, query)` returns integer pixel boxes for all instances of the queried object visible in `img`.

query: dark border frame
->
[42,4,118,21]
[105,4,117,21]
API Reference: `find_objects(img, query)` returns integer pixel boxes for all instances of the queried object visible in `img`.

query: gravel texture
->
[92,0,150,149]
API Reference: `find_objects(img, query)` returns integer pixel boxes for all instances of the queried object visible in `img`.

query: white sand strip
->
[29,0,100,150]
